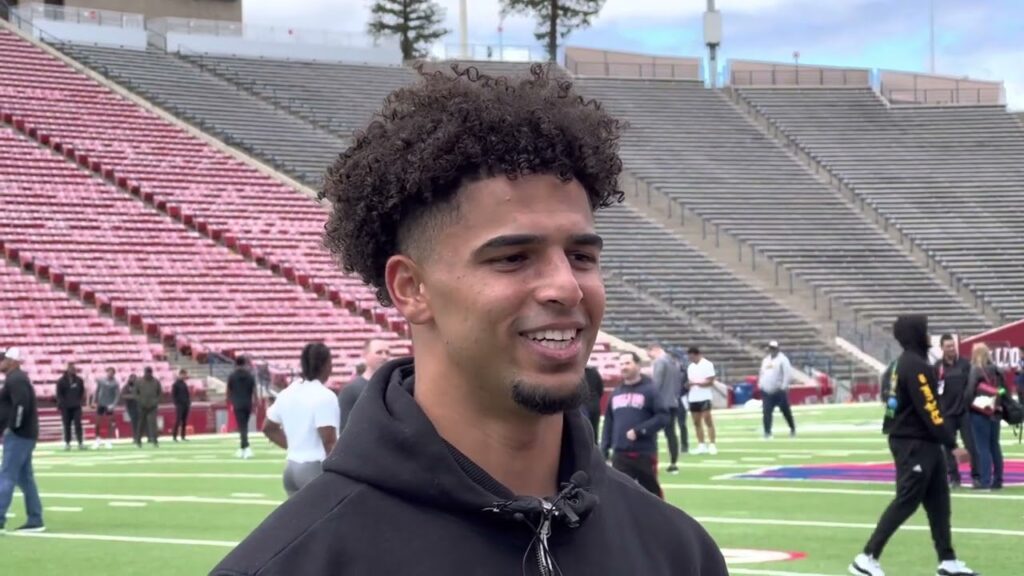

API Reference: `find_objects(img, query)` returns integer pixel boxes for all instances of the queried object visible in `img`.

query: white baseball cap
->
[767,341,779,349]
[4,347,22,361]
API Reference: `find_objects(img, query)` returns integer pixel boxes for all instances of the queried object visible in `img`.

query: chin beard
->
[511,376,587,415]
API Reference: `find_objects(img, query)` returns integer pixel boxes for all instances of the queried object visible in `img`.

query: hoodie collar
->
[325,357,605,521]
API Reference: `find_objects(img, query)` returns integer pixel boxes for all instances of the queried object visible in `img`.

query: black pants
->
[943,410,978,486]
[864,437,955,562]
[173,403,190,440]
[235,407,252,449]
[136,406,158,445]
[126,402,140,444]
[762,390,795,435]
[664,407,688,464]
[61,406,83,445]
[611,451,661,498]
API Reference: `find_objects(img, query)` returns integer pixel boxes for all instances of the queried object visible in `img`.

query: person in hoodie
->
[848,315,978,576]
[171,369,191,442]
[121,374,140,447]
[211,64,726,576]
[648,343,684,471]
[933,334,975,488]
[56,362,86,450]
[91,367,120,450]
[135,367,161,447]
[601,352,669,496]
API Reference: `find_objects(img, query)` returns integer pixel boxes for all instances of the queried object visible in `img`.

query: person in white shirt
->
[263,343,340,497]
[758,341,796,439]
[686,347,718,455]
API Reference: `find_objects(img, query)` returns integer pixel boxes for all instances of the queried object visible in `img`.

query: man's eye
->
[495,254,528,265]
[571,252,598,264]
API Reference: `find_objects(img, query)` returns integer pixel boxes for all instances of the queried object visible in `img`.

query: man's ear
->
[385,255,433,325]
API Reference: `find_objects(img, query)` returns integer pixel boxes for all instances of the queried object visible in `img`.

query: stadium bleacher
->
[0,123,403,386]
[58,44,345,187]
[734,87,1024,321]
[574,77,992,337]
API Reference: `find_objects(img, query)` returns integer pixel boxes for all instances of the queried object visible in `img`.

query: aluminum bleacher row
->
[0,123,404,387]
[735,87,1024,320]
[573,77,990,337]
[58,44,345,187]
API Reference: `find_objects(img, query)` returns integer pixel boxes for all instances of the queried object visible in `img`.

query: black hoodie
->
[211,358,727,576]
[884,315,955,448]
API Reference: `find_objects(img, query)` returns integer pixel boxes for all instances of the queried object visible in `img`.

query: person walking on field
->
[56,362,86,451]
[172,369,191,442]
[933,334,975,488]
[759,341,796,439]
[649,343,685,472]
[135,367,162,447]
[228,357,259,459]
[0,348,45,533]
[122,374,140,447]
[91,367,120,449]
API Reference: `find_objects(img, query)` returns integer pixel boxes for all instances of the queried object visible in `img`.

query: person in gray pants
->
[263,343,340,497]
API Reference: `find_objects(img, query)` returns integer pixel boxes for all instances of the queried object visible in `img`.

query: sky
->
[243,0,1024,109]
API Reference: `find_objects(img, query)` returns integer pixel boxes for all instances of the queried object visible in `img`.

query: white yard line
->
[16,492,283,506]
[47,506,84,512]
[696,516,1024,537]
[664,482,1024,501]
[108,502,147,508]
[6,530,237,547]
[36,472,281,479]
[729,570,844,576]
[230,493,266,498]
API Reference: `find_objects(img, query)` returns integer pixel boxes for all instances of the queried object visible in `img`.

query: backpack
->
[1000,392,1023,426]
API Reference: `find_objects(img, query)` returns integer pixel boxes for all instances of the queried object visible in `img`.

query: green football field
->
[2,403,1021,575]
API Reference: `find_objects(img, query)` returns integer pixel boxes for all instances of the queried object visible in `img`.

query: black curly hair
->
[320,63,625,306]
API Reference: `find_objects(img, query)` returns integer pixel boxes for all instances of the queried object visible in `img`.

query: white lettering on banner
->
[990,346,1021,369]
[610,393,647,410]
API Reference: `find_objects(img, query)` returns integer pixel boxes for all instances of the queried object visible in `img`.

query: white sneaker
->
[92,440,102,450]
[693,444,708,455]
[937,559,979,576]
[242,448,253,460]
[849,553,884,576]
[708,444,718,455]
[235,449,244,459]
[104,441,113,450]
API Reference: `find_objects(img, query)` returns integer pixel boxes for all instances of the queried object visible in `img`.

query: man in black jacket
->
[601,352,668,497]
[55,362,86,451]
[171,369,191,442]
[0,348,45,533]
[849,316,978,576]
[934,334,976,488]
[211,65,726,576]
[227,357,258,459]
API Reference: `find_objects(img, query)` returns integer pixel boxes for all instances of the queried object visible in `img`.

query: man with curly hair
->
[212,64,726,576]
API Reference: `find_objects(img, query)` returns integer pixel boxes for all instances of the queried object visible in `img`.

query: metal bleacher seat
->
[575,77,990,336]
[736,87,1024,320]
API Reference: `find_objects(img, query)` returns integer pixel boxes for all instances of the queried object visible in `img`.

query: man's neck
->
[413,359,562,498]
[362,368,376,381]
[943,355,956,365]
[624,375,642,385]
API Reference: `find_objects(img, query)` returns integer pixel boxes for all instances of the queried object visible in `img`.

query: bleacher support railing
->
[10,2,143,30]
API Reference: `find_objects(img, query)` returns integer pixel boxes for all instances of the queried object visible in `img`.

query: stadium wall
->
[67,0,241,21]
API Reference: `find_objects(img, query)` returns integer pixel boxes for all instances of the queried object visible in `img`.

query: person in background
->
[337,339,390,432]
[601,352,669,497]
[56,362,86,451]
[649,343,684,473]
[582,365,604,443]
[669,347,691,457]
[91,367,120,449]
[227,356,258,459]
[934,334,975,488]
[135,367,162,448]
[849,315,977,576]
[172,369,191,442]
[1015,347,1024,400]
[264,343,340,497]
[686,347,718,455]
[0,348,45,533]
[759,341,796,439]
[965,343,1005,491]
[122,374,140,447]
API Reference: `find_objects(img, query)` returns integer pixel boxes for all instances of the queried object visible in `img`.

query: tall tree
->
[501,0,605,62]
[368,0,449,61]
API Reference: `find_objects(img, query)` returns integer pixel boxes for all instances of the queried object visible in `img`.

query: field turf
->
[2,403,1021,575]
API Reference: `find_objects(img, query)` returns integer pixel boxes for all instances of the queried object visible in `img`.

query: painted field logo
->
[734,460,1024,485]
[721,548,806,564]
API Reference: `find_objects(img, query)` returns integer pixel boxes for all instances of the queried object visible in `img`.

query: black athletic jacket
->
[884,315,955,448]
[211,358,727,576]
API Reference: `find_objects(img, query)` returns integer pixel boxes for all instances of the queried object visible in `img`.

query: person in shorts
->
[686,347,717,455]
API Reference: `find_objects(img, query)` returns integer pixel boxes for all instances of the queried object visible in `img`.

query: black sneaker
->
[15,523,46,533]
[666,465,679,474]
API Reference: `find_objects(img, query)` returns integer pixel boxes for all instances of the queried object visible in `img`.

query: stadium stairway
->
[574,77,991,350]
[731,86,1024,323]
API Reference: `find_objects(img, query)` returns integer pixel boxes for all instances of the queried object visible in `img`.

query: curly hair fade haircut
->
[319,63,625,306]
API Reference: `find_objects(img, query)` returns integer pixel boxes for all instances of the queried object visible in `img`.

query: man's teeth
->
[524,329,578,345]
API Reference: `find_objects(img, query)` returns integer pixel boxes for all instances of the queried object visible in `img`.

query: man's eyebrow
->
[472,233,603,257]
[570,233,603,249]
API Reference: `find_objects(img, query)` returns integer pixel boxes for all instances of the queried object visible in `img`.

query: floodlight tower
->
[460,0,469,59]
[704,0,723,88]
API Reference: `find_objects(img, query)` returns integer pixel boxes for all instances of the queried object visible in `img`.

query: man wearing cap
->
[759,341,796,439]
[0,348,45,533]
